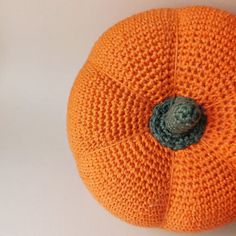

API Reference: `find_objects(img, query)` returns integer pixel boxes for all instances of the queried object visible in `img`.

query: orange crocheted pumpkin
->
[67,6,236,232]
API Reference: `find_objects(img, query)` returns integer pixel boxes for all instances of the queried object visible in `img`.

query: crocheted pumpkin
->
[67,6,236,232]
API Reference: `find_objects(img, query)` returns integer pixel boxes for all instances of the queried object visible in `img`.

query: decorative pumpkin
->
[67,6,236,232]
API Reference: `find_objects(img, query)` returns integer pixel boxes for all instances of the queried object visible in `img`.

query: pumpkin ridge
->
[87,60,155,107]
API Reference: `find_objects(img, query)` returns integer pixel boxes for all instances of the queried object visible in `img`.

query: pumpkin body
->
[67,6,236,232]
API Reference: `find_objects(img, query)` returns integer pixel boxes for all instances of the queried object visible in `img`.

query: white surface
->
[1,0,236,236]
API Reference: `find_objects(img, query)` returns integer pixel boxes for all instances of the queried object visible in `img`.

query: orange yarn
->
[67,6,236,232]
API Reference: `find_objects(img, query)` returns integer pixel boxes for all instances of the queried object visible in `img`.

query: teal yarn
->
[149,96,207,150]
[164,97,202,134]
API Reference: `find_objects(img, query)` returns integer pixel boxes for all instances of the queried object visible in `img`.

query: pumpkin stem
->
[164,97,202,134]
[149,96,207,150]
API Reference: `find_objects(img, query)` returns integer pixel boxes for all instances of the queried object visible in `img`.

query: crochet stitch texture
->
[67,6,236,232]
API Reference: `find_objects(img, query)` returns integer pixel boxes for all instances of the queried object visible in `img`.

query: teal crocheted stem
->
[164,97,202,134]
[149,96,207,150]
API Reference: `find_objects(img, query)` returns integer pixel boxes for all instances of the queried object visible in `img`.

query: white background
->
[1,0,236,236]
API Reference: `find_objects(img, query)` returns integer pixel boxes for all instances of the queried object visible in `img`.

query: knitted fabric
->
[67,6,236,232]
